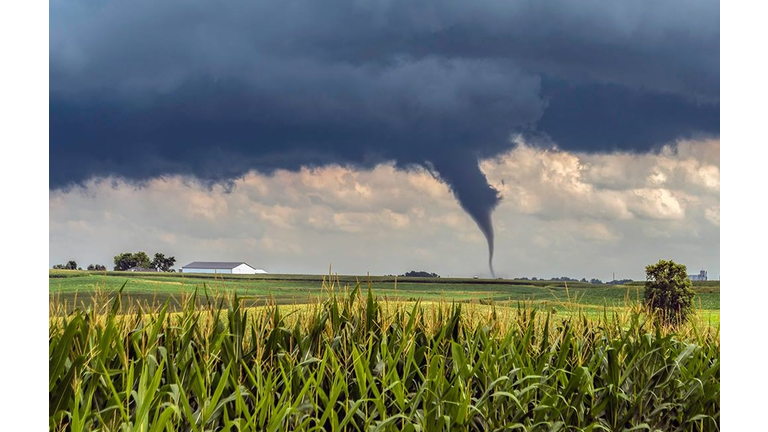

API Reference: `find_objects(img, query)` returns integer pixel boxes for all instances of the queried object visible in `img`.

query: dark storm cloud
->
[50,0,719,182]
[50,0,719,273]
[535,79,720,153]
[50,57,544,185]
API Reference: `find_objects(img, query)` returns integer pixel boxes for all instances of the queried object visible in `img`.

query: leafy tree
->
[151,253,177,272]
[400,271,440,278]
[133,252,151,268]
[550,276,579,282]
[607,279,634,285]
[53,260,79,270]
[113,253,131,270]
[113,252,151,271]
[87,264,107,271]
[590,278,603,284]
[643,259,696,326]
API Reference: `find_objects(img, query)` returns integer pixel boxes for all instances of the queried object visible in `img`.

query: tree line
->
[112,252,176,272]
[515,276,634,285]
[52,252,177,272]
[399,271,441,278]
[54,261,109,270]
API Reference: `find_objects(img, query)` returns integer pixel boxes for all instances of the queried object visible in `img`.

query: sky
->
[48,0,720,280]
[5,3,766,427]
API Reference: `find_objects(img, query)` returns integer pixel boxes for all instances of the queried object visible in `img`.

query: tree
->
[133,252,151,268]
[53,260,79,270]
[607,279,633,285]
[113,253,131,270]
[87,264,107,271]
[113,252,151,271]
[643,259,695,326]
[399,271,440,278]
[151,253,177,272]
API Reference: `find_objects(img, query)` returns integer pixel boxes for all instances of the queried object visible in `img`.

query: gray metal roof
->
[126,266,157,272]
[181,261,252,269]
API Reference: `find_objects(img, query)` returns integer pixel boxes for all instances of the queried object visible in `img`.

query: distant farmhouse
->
[180,261,267,275]
[125,266,157,272]
[689,270,708,281]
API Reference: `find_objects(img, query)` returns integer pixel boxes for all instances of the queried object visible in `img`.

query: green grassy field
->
[49,270,720,321]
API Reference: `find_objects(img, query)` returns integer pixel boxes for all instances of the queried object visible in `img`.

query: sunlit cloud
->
[49,138,719,279]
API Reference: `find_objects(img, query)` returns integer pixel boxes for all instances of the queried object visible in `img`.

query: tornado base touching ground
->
[429,152,501,278]
[488,238,496,279]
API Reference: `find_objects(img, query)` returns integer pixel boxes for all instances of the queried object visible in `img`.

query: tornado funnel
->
[430,152,501,277]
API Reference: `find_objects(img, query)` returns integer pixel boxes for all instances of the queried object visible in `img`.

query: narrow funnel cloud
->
[430,152,501,277]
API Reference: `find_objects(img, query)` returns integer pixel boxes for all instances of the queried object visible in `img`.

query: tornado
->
[430,151,501,278]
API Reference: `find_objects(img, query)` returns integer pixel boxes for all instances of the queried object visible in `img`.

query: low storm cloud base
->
[50,140,720,278]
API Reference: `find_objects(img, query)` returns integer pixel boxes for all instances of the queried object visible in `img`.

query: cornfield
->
[49,280,719,431]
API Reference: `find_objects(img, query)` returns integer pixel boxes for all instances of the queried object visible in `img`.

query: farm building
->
[125,266,157,272]
[180,261,267,275]
[689,270,708,281]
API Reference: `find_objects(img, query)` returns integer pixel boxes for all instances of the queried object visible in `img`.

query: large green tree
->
[151,253,177,272]
[113,252,152,271]
[643,259,696,326]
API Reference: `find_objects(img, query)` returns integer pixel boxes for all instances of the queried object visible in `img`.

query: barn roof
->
[126,266,157,272]
[182,261,253,269]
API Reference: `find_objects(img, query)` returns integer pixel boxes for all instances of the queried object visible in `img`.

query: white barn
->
[181,261,267,275]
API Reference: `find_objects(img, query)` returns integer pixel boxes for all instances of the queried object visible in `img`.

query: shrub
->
[644,259,696,325]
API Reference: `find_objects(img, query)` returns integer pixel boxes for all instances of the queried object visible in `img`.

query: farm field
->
[50,274,720,431]
[49,270,720,317]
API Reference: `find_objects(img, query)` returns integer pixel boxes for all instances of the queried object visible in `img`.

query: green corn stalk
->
[50,280,719,431]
